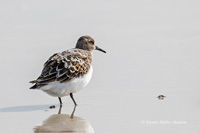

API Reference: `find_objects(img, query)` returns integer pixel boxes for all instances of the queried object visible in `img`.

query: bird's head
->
[76,36,106,53]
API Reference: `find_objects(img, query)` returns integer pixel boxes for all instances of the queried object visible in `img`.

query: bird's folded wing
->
[30,49,91,87]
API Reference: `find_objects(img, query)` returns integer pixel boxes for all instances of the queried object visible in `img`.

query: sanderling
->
[30,36,106,107]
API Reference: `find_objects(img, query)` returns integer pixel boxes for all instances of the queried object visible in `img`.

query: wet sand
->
[0,0,200,133]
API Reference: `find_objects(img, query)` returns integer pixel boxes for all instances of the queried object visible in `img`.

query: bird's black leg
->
[70,93,77,106]
[58,97,62,106]
[58,97,62,114]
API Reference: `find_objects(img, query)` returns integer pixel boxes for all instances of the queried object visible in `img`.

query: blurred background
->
[0,0,200,132]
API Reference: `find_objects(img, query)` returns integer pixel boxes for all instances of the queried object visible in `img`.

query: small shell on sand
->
[157,95,166,100]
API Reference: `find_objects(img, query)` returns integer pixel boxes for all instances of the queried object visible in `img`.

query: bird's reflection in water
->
[34,106,94,133]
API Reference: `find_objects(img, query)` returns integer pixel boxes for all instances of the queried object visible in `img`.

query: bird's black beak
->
[95,46,106,53]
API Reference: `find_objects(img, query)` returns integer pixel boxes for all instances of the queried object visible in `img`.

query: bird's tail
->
[29,80,37,84]
[29,80,38,89]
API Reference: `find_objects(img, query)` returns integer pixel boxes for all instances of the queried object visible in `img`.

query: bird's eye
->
[90,41,94,44]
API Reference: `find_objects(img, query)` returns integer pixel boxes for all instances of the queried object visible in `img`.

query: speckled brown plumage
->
[30,49,92,89]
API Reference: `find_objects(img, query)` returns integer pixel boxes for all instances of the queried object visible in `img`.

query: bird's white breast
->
[40,66,93,97]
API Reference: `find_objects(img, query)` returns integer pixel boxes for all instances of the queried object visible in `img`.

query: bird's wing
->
[30,49,92,88]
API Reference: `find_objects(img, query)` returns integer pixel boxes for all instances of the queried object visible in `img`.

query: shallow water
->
[0,0,200,133]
